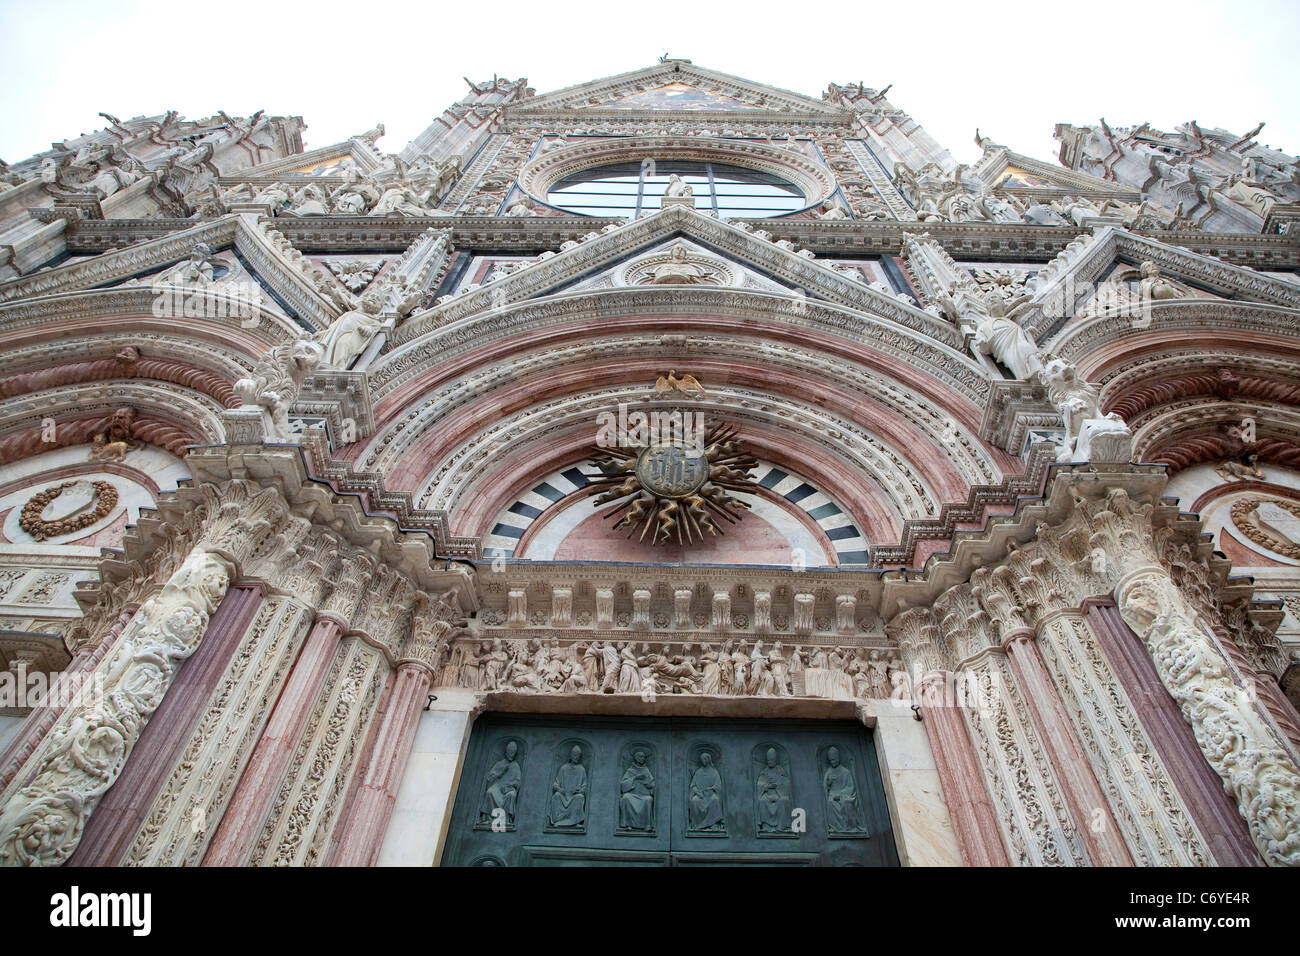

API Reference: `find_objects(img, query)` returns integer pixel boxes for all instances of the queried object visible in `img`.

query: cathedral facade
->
[0,61,1296,867]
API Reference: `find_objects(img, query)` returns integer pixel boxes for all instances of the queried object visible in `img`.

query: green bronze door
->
[443,715,899,866]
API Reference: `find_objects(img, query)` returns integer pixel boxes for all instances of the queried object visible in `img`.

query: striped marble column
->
[915,672,1011,867]
[66,583,264,866]
[329,660,434,867]
[1002,630,1132,866]
[1085,602,1261,866]
[203,614,344,866]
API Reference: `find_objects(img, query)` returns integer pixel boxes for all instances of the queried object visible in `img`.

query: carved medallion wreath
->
[1229,496,1300,561]
[19,480,119,542]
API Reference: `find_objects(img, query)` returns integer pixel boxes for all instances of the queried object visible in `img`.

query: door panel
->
[444,715,899,867]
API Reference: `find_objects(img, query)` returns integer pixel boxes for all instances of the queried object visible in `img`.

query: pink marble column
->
[329,660,432,867]
[1002,630,1132,866]
[916,672,1011,867]
[67,584,264,866]
[1085,601,1260,866]
[203,615,344,866]
[0,605,138,796]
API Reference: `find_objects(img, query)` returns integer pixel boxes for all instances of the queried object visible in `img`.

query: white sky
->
[1,0,1297,167]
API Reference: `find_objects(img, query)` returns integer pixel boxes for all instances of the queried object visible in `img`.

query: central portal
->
[444,714,899,866]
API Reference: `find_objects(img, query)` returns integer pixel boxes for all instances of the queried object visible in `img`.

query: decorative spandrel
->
[546,741,591,833]
[753,744,795,837]
[686,746,726,836]
[617,745,657,835]
[475,738,524,831]
[819,745,867,837]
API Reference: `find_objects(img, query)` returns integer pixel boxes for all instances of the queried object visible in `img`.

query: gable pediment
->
[510,61,846,119]
[393,204,963,352]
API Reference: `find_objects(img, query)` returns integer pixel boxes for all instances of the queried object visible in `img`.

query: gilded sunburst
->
[588,419,758,546]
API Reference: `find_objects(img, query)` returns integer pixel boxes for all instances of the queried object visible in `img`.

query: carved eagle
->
[654,370,705,398]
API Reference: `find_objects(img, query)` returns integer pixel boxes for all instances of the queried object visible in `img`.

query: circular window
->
[546,160,805,219]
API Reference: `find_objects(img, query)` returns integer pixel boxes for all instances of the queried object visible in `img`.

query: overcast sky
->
[2,0,1297,167]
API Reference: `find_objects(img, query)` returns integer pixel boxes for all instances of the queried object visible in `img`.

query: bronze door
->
[444,715,899,866]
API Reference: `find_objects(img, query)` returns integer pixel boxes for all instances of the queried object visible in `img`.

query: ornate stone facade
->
[0,61,1295,867]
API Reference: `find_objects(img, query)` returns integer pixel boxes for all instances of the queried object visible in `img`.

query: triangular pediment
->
[600,82,766,111]
[395,204,963,353]
[512,62,845,117]
[972,143,1140,202]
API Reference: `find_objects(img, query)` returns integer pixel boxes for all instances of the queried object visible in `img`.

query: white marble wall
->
[375,688,476,867]
[867,698,964,866]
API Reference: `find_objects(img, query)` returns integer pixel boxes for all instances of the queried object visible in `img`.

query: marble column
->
[203,614,344,867]
[330,659,434,867]
[1002,629,1132,866]
[1085,602,1260,866]
[67,583,264,866]
[0,604,137,796]
[915,672,1011,867]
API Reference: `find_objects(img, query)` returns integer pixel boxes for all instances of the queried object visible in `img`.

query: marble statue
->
[973,292,1043,380]
[647,242,707,285]
[1137,260,1182,301]
[315,292,385,369]
[664,174,693,198]
[1043,358,1132,462]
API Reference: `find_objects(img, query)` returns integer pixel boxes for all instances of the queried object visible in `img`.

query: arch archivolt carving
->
[0,380,225,462]
[1044,300,1300,377]
[0,331,255,384]
[0,287,304,350]
[409,385,942,538]
[1098,351,1300,419]
[375,288,985,404]
[361,335,1001,492]
[1130,400,1300,469]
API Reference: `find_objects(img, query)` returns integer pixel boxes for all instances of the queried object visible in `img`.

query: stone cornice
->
[57,216,1300,269]
[510,61,846,117]
[0,217,239,305]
